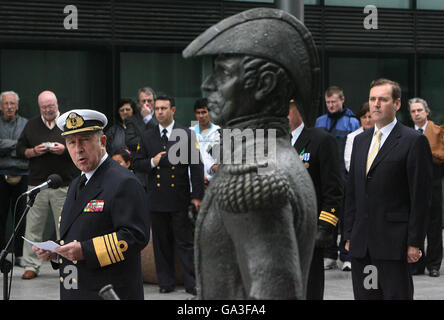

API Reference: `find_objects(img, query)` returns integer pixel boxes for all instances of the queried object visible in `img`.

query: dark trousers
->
[425,179,443,270]
[411,175,443,273]
[351,251,413,300]
[0,175,28,256]
[324,225,339,260]
[324,201,350,262]
[307,247,324,300]
[150,210,195,290]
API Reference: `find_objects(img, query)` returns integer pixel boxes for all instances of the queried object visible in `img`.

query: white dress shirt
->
[291,122,305,147]
[367,118,398,159]
[150,121,175,168]
[82,153,109,185]
[414,120,428,133]
[344,127,364,172]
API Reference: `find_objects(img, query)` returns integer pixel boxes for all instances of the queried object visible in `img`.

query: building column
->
[275,0,304,22]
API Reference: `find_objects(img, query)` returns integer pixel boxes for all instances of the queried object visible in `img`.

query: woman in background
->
[344,102,375,172]
[105,99,137,154]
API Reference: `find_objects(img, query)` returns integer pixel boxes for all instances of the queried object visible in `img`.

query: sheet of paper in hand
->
[22,237,60,253]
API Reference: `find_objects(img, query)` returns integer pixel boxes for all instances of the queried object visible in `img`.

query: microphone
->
[98,284,120,300]
[25,174,63,196]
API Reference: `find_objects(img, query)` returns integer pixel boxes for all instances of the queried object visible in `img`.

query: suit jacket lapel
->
[294,127,310,154]
[150,125,162,153]
[60,158,110,238]
[59,182,77,239]
[367,122,401,174]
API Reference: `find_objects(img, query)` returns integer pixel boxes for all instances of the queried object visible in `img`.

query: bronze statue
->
[183,7,319,299]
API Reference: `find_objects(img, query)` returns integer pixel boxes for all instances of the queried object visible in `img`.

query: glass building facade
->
[1,0,444,237]
[1,0,443,126]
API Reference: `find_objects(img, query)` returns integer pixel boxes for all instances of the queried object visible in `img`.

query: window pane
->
[120,52,206,127]
[327,56,411,123]
[325,0,410,9]
[0,49,109,119]
[419,59,444,124]
[417,0,444,10]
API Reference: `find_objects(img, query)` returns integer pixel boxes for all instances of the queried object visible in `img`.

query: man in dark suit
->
[124,86,158,152]
[133,94,204,295]
[289,100,343,299]
[408,97,444,277]
[124,87,158,191]
[33,109,151,300]
[344,78,433,300]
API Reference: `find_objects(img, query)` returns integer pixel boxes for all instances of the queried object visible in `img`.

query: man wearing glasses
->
[16,90,78,280]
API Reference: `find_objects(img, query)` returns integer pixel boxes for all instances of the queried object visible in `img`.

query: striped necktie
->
[366,130,382,175]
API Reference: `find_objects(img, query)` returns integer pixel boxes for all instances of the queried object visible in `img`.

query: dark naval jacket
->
[294,126,343,229]
[53,157,150,300]
[133,123,204,212]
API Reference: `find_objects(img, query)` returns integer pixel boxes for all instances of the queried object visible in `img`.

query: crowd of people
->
[0,79,443,299]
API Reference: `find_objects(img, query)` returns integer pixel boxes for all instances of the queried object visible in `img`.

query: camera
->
[43,142,55,152]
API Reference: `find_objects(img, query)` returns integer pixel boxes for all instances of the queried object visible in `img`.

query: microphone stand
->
[0,192,37,300]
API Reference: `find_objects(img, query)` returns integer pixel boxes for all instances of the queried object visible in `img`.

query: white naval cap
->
[56,109,108,136]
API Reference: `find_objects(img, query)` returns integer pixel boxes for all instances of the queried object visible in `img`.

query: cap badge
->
[66,113,84,130]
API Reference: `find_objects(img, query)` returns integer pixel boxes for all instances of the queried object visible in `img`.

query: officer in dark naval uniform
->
[289,100,343,299]
[33,109,150,300]
[132,94,204,295]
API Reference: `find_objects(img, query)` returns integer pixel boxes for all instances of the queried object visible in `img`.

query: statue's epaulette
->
[214,164,290,213]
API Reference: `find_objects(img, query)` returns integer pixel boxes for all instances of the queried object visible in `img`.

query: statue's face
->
[202,55,251,126]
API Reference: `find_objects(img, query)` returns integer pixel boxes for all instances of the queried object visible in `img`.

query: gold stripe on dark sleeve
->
[104,234,117,264]
[112,232,125,261]
[106,233,120,263]
[92,236,112,267]
[319,212,338,227]
[320,212,337,222]
[319,216,337,226]
[320,211,339,224]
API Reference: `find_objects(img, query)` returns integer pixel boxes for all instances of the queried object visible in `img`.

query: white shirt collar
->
[291,122,305,146]
[414,120,428,132]
[143,113,153,124]
[82,153,108,183]
[195,123,214,136]
[373,118,397,147]
[159,121,175,138]
[41,111,60,130]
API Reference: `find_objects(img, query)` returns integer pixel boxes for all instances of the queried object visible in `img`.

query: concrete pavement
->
[1,259,443,300]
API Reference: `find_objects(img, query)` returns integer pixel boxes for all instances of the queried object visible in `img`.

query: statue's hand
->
[315,225,334,248]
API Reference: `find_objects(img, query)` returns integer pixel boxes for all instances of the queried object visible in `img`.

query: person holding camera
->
[0,91,29,265]
[16,90,78,280]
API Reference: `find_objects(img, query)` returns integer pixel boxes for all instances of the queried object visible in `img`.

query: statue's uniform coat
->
[183,7,320,300]
[195,136,317,299]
